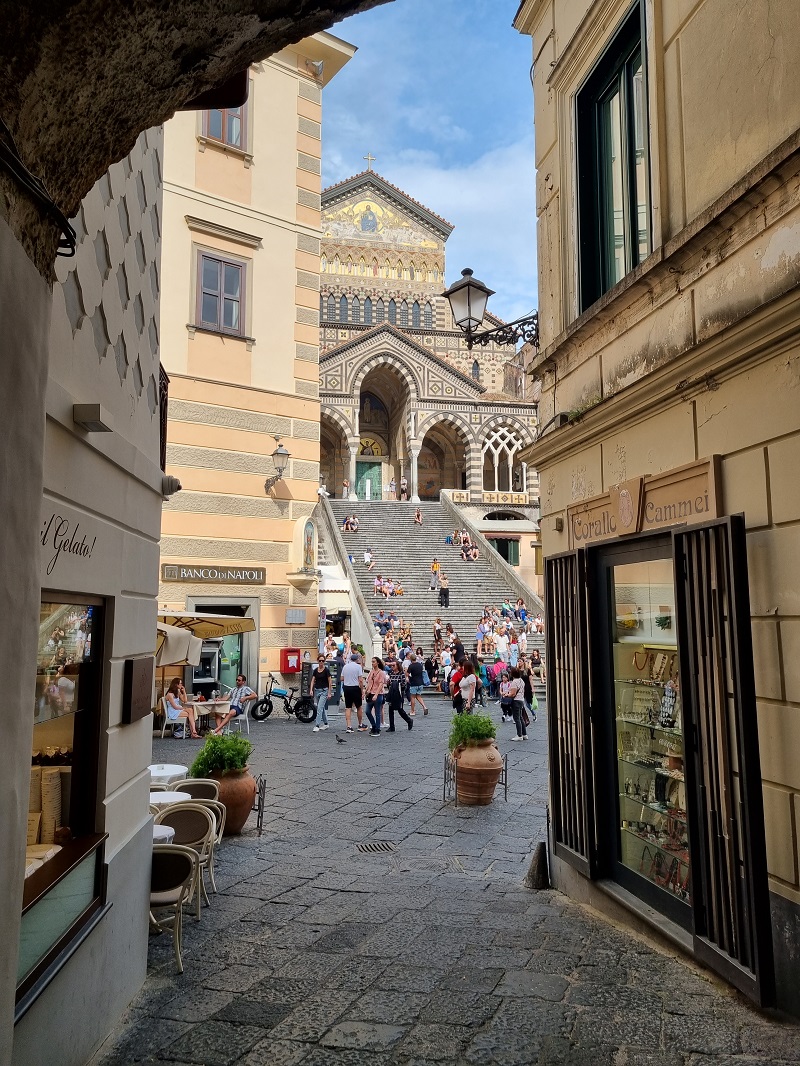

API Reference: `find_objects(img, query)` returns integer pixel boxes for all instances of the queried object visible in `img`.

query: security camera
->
[161,475,182,499]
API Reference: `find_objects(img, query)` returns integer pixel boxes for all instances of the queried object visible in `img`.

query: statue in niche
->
[362,397,372,423]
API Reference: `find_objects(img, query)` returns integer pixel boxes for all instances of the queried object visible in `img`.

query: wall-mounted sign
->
[161,564,266,585]
[122,656,155,725]
[40,512,98,577]
[483,492,529,505]
[567,457,720,548]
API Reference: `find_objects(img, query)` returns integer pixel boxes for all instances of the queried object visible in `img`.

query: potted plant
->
[448,713,503,806]
[189,733,256,835]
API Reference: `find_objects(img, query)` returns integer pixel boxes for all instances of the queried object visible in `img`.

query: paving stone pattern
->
[92,698,798,1065]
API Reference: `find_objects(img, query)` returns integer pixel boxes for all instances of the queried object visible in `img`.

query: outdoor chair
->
[172,778,219,801]
[158,696,180,739]
[154,803,215,920]
[198,798,227,892]
[150,844,197,973]
[224,707,250,736]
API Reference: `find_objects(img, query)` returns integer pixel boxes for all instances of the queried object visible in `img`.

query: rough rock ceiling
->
[0,0,392,274]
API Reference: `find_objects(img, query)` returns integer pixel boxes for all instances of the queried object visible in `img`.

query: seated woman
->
[351,514,360,532]
[373,574,383,595]
[470,545,479,561]
[515,598,527,622]
[414,507,423,525]
[164,677,200,738]
[460,546,469,561]
[382,578,395,598]
[394,581,405,597]
[453,529,462,546]
[341,516,352,532]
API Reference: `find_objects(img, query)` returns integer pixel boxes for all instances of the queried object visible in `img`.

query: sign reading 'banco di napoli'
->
[567,457,720,549]
[161,563,267,585]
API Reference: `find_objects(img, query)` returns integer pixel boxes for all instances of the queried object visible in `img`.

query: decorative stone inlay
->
[297,269,320,290]
[298,80,321,104]
[296,307,318,325]
[288,458,319,481]
[290,418,320,441]
[295,342,318,362]
[168,398,291,437]
[260,628,290,647]
[298,189,321,210]
[167,443,278,476]
[162,491,290,519]
[290,501,316,519]
[298,116,321,139]
[297,233,321,254]
[295,380,319,398]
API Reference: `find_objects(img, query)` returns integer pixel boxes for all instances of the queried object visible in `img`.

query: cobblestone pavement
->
[93,699,798,1065]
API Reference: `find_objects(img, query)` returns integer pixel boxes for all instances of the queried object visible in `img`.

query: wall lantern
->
[264,437,290,494]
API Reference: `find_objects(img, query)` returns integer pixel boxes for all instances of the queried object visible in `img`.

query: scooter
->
[251,672,315,723]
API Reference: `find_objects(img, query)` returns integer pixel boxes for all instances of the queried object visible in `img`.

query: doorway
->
[356,460,382,500]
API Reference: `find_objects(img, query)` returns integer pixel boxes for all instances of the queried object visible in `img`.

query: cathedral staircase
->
[327,499,545,697]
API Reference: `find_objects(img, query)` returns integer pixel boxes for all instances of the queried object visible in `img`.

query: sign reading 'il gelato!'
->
[161,563,266,585]
[41,513,97,577]
[567,457,720,549]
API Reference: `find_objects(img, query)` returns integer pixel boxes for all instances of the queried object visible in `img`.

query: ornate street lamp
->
[442,268,539,351]
[264,437,291,493]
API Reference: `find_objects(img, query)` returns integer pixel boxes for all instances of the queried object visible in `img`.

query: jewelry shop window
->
[18,596,107,1018]
[610,555,690,925]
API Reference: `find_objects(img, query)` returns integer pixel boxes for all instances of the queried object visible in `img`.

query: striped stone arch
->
[321,405,354,440]
[416,410,479,449]
[478,412,536,447]
[350,349,422,400]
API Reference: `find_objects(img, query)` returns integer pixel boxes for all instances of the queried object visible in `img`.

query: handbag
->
[521,708,530,726]
[422,668,431,686]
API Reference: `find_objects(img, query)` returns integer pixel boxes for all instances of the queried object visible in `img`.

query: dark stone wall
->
[0,0,391,275]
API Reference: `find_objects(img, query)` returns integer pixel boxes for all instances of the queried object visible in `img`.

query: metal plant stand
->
[443,752,508,806]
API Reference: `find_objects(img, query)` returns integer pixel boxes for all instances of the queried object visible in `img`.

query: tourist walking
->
[386,661,413,731]
[311,655,332,732]
[364,657,387,736]
[438,573,450,608]
[507,667,528,740]
[429,557,440,590]
[406,653,429,716]
[341,652,365,733]
[458,661,478,712]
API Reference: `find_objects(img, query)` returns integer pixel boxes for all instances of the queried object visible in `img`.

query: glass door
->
[605,550,691,925]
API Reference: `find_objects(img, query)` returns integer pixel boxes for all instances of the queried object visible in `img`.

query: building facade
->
[318,170,541,582]
[8,131,165,1064]
[158,34,354,691]
[516,0,800,1015]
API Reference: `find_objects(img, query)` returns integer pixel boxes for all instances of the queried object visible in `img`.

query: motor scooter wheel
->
[295,697,315,724]
[251,697,273,721]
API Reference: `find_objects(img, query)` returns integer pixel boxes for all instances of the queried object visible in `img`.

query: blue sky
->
[322,0,537,324]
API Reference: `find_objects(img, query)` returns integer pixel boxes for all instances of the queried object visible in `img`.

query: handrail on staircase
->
[439,490,544,615]
[316,495,381,656]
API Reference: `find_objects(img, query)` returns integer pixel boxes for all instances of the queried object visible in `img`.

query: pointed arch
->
[339,295,348,322]
[396,259,403,279]
[409,261,416,280]
[359,257,366,275]
[388,298,397,325]
[363,296,373,325]
[376,298,385,323]
[384,259,391,278]
[372,258,379,276]
[346,256,353,274]
[399,300,409,327]
[471,359,480,381]
[411,300,421,328]
[351,295,361,323]
[327,293,335,320]
[321,254,327,272]
[424,302,433,329]
[333,254,340,273]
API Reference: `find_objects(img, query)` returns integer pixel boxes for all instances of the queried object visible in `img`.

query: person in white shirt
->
[213,674,257,733]
[494,628,510,663]
[341,652,365,733]
[458,661,477,710]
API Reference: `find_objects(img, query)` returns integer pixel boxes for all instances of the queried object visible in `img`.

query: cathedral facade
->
[318,170,539,507]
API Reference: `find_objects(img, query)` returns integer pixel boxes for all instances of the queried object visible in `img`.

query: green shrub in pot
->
[189,733,252,777]
[448,713,496,752]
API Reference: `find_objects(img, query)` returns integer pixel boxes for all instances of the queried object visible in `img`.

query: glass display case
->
[611,559,690,908]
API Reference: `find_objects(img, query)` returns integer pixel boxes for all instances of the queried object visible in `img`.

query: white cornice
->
[184,215,262,248]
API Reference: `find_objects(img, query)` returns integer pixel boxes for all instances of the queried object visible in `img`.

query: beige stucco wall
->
[159,35,354,681]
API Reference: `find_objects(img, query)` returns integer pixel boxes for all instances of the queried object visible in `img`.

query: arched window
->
[359,257,366,275]
[388,299,397,325]
[364,296,373,325]
[396,260,403,279]
[346,257,353,274]
[319,295,325,319]
[433,266,440,283]
[339,295,348,322]
[424,302,433,328]
[333,255,340,274]
[411,301,421,328]
[471,360,480,381]
[321,255,327,272]
[399,300,409,327]
[372,259,379,276]
[376,298,385,323]
[327,294,335,320]
[482,424,524,492]
[351,296,361,323]
[384,260,391,278]
[409,262,415,280]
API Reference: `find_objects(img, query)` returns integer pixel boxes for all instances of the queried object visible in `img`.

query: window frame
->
[576,1,651,311]
[203,103,248,151]
[195,251,247,337]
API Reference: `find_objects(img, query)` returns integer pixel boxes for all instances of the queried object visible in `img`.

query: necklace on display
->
[632,649,649,674]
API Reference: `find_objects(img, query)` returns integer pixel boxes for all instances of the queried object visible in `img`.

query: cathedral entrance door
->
[355,460,382,501]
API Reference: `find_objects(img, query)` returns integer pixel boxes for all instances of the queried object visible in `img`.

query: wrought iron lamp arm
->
[464,311,539,351]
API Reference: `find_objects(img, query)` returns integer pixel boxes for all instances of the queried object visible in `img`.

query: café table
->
[148,763,188,788]
[188,700,230,732]
[152,824,176,844]
[149,790,191,808]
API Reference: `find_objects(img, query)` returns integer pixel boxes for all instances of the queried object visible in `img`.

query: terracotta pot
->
[452,739,503,805]
[210,767,256,835]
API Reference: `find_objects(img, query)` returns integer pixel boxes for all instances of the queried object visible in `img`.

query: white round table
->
[152,824,176,844]
[149,790,191,807]
[148,763,188,787]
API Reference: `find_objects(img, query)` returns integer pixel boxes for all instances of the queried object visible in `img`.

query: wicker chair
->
[154,803,215,920]
[200,798,227,892]
[172,778,219,801]
[150,844,197,972]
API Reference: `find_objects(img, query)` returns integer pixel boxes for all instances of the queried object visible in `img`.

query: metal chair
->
[154,803,215,920]
[171,778,220,800]
[150,844,197,973]
[199,798,227,892]
[158,696,181,739]
[225,707,250,735]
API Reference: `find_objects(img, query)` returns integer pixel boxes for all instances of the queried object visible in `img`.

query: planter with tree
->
[448,713,503,805]
[189,733,256,835]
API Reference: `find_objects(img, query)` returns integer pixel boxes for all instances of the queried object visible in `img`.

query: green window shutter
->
[508,539,520,566]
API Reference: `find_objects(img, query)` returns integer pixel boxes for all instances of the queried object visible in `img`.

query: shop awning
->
[157,612,257,639]
[156,622,202,667]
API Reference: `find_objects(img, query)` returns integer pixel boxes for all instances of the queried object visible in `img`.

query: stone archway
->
[320,412,349,498]
[417,419,472,499]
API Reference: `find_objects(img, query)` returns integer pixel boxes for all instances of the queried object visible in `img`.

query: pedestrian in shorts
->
[341,652,366,733]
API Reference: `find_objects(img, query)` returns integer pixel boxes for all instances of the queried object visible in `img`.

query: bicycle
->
[251,673,315,723]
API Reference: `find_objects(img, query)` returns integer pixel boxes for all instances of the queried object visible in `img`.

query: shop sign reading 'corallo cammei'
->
[161,563,267,584]
[567,457,720,548]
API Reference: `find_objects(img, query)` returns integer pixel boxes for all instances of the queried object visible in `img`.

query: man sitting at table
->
[213,673,258,733]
